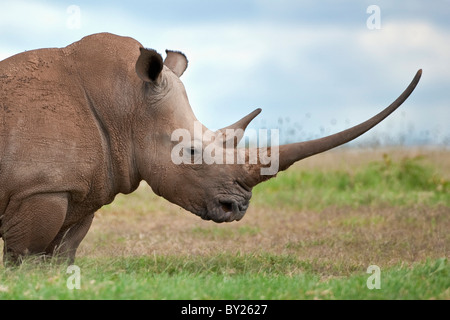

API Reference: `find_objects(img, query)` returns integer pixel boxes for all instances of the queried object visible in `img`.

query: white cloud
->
[357,21,450,82]
[0,1,64,31]
[119,20,448,145]
[1,1,448,144]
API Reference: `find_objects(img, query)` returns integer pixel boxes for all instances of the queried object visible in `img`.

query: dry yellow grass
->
[0,147,448,276]
[79,196,449,276]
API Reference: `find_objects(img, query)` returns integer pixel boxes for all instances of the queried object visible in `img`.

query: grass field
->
[0,147,449,300]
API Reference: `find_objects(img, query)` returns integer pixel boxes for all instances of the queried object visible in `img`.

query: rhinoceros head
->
[133,47,421,223]
[134,48,256,222]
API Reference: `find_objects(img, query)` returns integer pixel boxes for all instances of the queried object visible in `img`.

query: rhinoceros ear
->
[164,50,188,77]
[135,47,164,83]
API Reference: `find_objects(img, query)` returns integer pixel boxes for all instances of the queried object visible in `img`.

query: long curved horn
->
[246,69,422,186]
[217,108,261,147]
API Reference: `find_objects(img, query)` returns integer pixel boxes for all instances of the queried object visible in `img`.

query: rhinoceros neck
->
[67,34,144,197]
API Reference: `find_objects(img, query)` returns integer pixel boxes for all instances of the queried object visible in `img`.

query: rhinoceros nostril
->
[220,201,233,213]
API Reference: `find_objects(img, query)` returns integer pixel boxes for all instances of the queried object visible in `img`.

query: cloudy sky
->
[1,0,449,146]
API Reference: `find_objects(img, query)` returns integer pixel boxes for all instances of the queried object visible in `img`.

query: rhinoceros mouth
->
[201,198,249,223]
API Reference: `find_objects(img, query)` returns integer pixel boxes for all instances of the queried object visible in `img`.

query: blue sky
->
[1,0,449,146]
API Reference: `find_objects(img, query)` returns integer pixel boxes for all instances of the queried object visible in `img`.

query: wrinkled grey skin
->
[0,33,421,264]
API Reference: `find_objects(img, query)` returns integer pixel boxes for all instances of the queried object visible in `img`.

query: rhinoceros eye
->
[185,146,200,164]
[183,146,197,156]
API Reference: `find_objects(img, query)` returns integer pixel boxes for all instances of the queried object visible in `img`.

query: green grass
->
[0,255,448,300]
[253,154,450,210]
